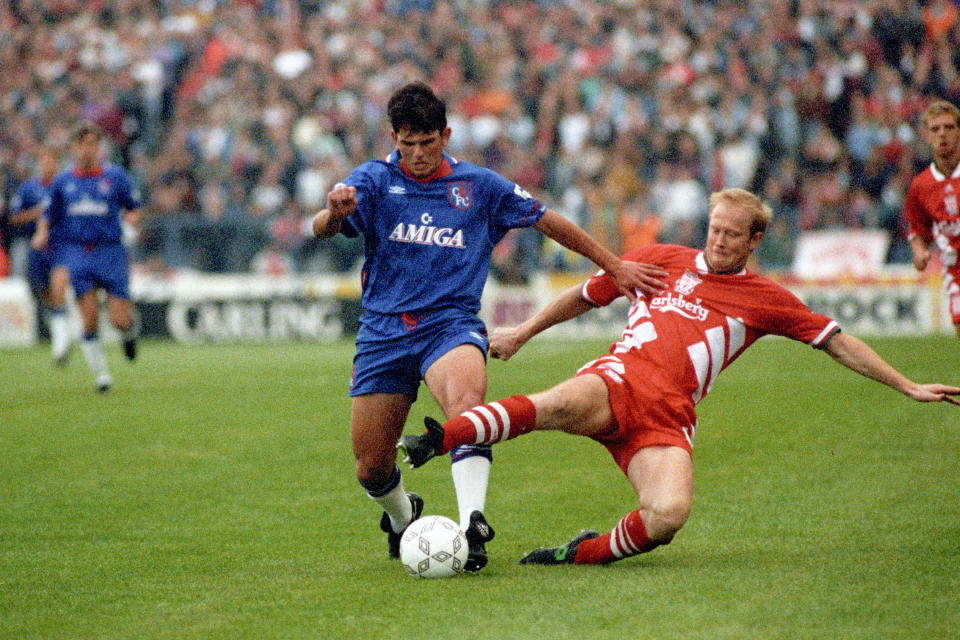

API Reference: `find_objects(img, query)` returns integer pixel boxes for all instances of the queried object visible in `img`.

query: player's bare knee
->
[356,448,397,486]
[533,385,590,429]
[446,392,484,419]
[462,390,484,410]
[643,501,690,543]
[354,454,395,487]
[111,311,131,331]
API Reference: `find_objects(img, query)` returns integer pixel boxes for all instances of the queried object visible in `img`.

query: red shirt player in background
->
[399,188,960,567]
[904,99,960,338]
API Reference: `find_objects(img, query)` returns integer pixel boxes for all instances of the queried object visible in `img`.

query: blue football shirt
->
[44,165,141,245]
[7,177,50,238]
[340,151,546,315]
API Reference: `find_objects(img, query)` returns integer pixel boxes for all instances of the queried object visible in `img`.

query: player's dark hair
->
[387,82,447,134]
[70,120,103,143]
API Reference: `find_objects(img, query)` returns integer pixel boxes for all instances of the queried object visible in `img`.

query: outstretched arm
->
[822,332,960,404]
[533,209,667,300]
[489,285,593,361]
[7,202,44,227]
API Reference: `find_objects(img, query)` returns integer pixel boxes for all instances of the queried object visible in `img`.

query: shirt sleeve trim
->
[811,322,841,349]
[579,280,601,307]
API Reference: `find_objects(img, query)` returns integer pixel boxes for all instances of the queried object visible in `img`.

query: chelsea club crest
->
[447,182,473,210]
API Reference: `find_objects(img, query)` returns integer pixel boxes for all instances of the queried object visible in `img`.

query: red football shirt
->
[904,163,960,269]
[579,245,839,406]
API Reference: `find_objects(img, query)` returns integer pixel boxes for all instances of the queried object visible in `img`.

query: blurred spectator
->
[650,162,708,247]
[251,241,295,277]
[0,233,8,277]
[754,216,796,271]
[2,1,960,280]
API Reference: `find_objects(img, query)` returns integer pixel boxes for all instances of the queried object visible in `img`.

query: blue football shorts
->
[61,242,130,299]
[349,308,489,399]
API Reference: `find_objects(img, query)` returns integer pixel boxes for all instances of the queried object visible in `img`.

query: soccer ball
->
[399,515,468,578]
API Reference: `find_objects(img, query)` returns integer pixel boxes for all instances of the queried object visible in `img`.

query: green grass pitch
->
[2,336,959,639]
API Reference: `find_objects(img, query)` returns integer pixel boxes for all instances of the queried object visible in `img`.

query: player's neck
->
[703,253,747,275]
[398,157,452,183]
[74,163,103,178]
[934,154,960,177]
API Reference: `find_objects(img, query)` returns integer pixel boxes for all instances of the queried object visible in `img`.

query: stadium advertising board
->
[480,272,952,338]
[0,278,36,347]
[136,274,363,343]
[792,229,891,279]
[165,297,351,343]
[789,282,941,335]
[2,269,952,346]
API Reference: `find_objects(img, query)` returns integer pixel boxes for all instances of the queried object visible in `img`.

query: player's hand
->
[327,183,357,221]
[124,209,142,228]
[904,382,960,404]
[608,260,669,302]
[312,184,357,238]
[912,246,931,272]
[121,220,138,247]
[30,230,48,251]
[489,326,527,361]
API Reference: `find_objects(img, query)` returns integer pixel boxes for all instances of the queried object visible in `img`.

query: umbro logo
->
[389,186,406,195]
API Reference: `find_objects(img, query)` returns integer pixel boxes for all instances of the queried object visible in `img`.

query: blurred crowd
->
[2,0,960,280]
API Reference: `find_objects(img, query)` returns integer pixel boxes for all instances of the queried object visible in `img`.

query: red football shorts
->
[576,353,696,474]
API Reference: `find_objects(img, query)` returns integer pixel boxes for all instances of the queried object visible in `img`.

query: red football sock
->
[441,394,537,452]
[573,510,657,564]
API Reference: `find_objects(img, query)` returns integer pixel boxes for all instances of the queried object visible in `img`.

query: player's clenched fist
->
[489,326,526,361]
[312,183,358,239]
[327,183,357,217]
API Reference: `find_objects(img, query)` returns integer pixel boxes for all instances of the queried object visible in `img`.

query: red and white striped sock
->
[441,394,537,452]
[573,510,657,564]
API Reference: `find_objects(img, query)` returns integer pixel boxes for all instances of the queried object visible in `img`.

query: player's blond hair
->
[921,100,960,129]
[708,188,773,236]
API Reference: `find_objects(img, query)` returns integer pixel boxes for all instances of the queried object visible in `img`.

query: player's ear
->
[440,127,452,146]
[748,231,764,251]
[390,130,402,158]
